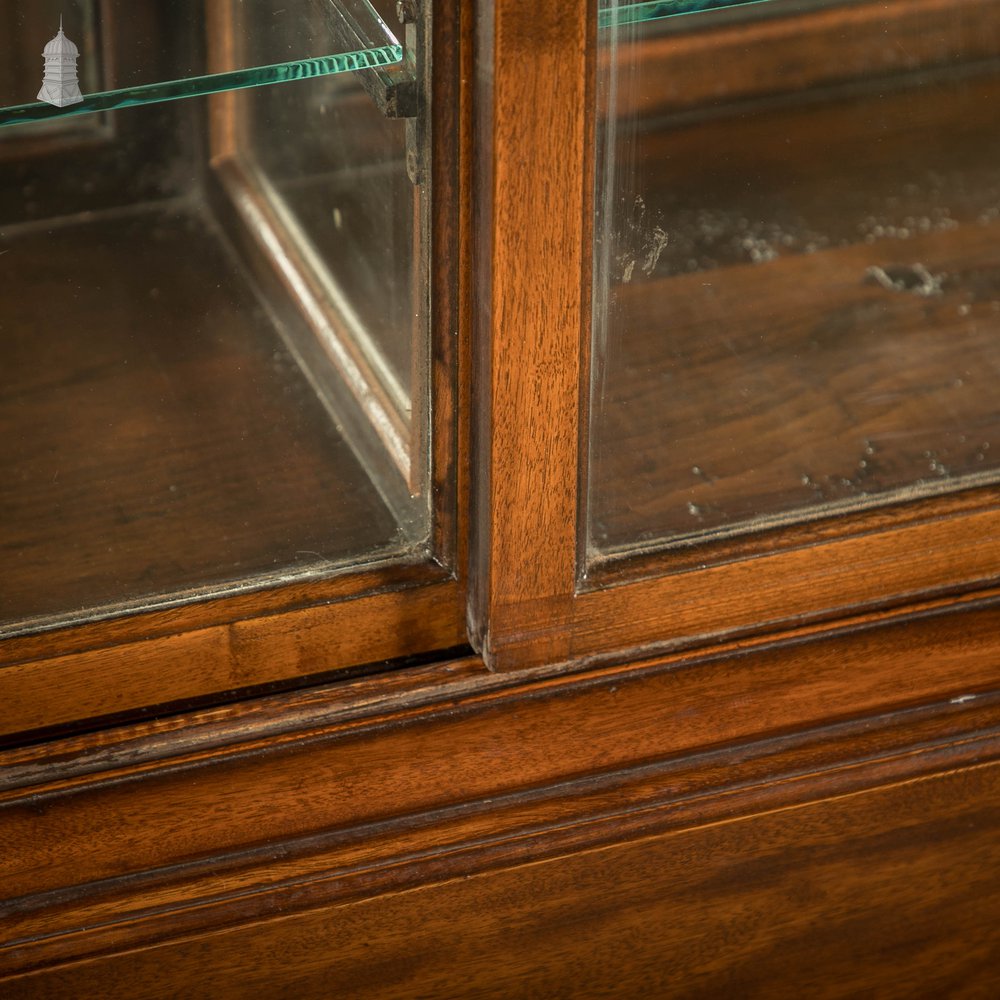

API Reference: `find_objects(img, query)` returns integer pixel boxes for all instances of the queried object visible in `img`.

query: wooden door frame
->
[0,0,470,742]
[471,0,1000,672]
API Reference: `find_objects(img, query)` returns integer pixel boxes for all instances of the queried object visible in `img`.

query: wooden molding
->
[6,756,998,997]
[0,576,465,742]
[3,596,1000,984]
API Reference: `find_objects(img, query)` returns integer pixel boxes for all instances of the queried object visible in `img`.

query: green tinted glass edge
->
[600,0,777,29]
[0,0,402,130]
[0,46,402,128]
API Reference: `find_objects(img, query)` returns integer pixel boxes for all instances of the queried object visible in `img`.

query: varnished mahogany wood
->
[0,578,465,740]
[475,0,1000,671]
[4,3,1000,994]
[0,560,447,670]
[13,761,998,999]
[6,764,999,998]
[3,591,998,884]
[471,0,592,665]
[2,596,999,992]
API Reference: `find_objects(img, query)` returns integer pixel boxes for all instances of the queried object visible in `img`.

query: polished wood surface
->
[0,577,465,740]
[475,0,1000,671]
[0,558,450,670]
[4,1,1000,994]
[471,0,591,666]
[7,762,998,998]
[2,594,997,909]
[2,599,999,994]
[0,205,401,631]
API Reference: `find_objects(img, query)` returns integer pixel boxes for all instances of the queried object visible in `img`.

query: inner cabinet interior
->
[589,0,1000,567]
[0,0,427,639]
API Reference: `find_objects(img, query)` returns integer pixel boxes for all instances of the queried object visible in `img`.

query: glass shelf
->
[600,0,777,29]
[0,0,401,129]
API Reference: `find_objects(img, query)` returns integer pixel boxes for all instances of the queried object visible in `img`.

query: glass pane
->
[589,0,1000,561]
[0,0,427,636]
[243,19,417,418]
[600,0,776,28]
[0,0,401,127]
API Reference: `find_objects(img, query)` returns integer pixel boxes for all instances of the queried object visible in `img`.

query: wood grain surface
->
[471,0,592,664]
[2,595,999,994]
[476,0,1000,670]
[2,592,999,944]
[0,205,402,630]
[6,761,998,998]
[0,577,465,740]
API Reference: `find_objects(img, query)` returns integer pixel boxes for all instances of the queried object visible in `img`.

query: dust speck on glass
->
[589,0,1000,565]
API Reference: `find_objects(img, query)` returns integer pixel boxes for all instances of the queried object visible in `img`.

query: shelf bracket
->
[353,0,427,184]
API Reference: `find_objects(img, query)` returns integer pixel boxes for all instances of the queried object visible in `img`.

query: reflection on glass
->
[232,0,426,514]
[0,1,424,635]
[244,58,417,431]
[589,0,1000,561]
[0,0,401,128]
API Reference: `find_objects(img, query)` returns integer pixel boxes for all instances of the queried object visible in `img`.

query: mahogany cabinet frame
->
[471,0,1000,671]
[2,586,1000,991]
[0,0,469,741]
[3,2,1000,993]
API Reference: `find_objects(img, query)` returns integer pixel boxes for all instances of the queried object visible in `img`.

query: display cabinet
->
[0,0,466,737]
[2,1,999,995]
[475,0,1000,669]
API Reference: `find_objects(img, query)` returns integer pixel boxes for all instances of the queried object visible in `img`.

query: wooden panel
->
[3,737,999,996]
[429,0,470,572]
[0,579,465,740]
[2,594,999,970]
[471,0,592,662]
